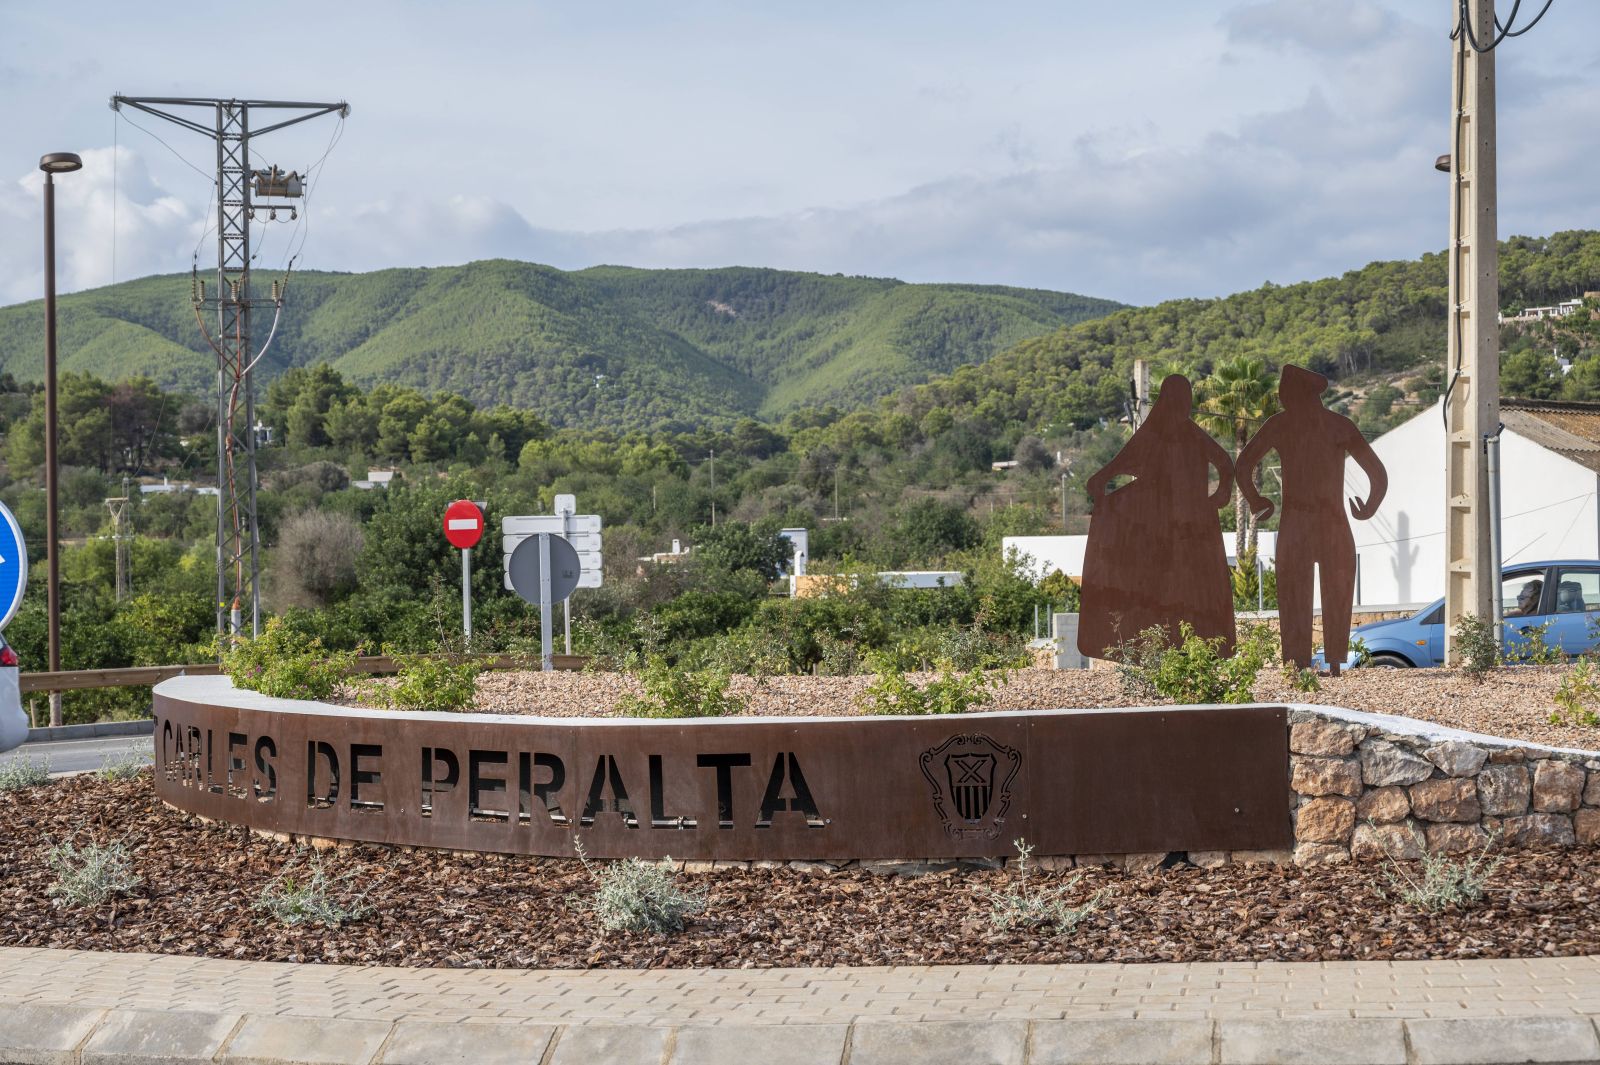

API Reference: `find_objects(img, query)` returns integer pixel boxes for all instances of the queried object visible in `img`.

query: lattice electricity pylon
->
[110,96,348,636]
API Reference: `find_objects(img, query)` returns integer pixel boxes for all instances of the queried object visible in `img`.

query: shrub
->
[985,839,1108,934]
[1551,659,1600,727]
[221,616,358,700]
[1453,613,1500,679]
[1373,826,1502,912]
[572,835,704,934]
[1282,663,1321,694]
[1111,623,1276,704]
[96,747,148,781]
[617,657,746,719]
[45,840,141,908]
[270,509,364,608]
[1505,620,1561,665]
[369,653,483,712]
[256,856,373,927]
[858,653,1006,716]
[0,755,51,793]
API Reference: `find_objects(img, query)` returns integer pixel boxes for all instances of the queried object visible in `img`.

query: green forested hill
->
[0,261,1121,431]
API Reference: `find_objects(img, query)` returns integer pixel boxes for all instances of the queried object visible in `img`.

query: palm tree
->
[1195,356,1280,558]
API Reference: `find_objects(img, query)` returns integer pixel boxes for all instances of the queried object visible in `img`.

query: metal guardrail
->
[19,653,587,694]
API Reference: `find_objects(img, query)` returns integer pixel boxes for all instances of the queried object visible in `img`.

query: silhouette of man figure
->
[1236,366,1387,677]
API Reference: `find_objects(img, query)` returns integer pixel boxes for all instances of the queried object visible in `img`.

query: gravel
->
[4,773,1600,969]
[451,665,1600,751]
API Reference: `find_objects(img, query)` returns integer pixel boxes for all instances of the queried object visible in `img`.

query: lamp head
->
[38,153,83,175]
[1434,153,1452,173]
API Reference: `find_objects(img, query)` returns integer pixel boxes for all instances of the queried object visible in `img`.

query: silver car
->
[0,635,24,752]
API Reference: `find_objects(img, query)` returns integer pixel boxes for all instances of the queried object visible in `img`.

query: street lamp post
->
[39,151,81,728]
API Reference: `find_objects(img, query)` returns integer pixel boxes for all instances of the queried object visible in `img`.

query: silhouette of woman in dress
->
[1078,374,1238,658]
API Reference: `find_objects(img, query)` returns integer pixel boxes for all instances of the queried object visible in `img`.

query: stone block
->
[1187,850,1229,869]
[860,859,955,877]
[548,1025,670,1065]
[1350,822,1424,861]
[1290,719,1356,757]
[1359,740,1434,787]
[1219,1017,1406,1065]
[1575,807,1600,845]
[1584,769,1600,806]
[1291,756,1363,797]
[1487,813,1576,848]
[1031,854,1074,872]
[849,1020,1027,1065]
[788,861,838,875]
[1074,854,1121,868]
[0,1003,106,1065]
[380,1021,556,1065]
[751,860,786,871]
[1424,740,1488,778]
[1533,759,1586,813]
[671,1024,848,1065]
[1355,786,1410,824]
[1476,765,1531,817]
[681,860,718,874]
[1424,823,1489,855]
[1121,852,1167,874]
[1293,842,1350,866]
[1032,1018,1213,1064]
[1230,849,1294,866]
[81,1008,239,1065]
[1408,777,1481,823]
[1487,747,1526,764]
[1295,797,1356,844]
[225,1015,390,1065]
[1405,1016,1600,1065]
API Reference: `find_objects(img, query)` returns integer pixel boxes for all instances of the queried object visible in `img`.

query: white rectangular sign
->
[502,514,603,589]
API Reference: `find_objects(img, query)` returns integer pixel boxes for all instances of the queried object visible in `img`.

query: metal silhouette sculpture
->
[1079,375,1238,658]
[1236,365,1386,676]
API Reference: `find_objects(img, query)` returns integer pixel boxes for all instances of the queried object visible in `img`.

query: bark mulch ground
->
[4,773,1600,969]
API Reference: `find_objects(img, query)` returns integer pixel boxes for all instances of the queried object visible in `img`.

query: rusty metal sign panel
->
[152,680,1290,860]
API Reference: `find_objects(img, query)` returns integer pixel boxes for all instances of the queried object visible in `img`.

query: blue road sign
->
[0,501,26,629]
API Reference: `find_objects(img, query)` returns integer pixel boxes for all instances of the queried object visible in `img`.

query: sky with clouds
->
[1,0,1596,309]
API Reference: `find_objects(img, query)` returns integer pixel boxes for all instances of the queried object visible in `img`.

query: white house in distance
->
[1349,398,1600,608]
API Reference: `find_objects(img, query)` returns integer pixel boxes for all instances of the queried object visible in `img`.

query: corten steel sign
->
[152,678,1291,860]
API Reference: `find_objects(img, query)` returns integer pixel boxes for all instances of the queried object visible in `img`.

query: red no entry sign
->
[444,499,484,549]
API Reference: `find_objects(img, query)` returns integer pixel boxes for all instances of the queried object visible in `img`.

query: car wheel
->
[1367,653,1412,669]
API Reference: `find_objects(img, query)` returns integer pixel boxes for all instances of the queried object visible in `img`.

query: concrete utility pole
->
[104,493,129,601]
[1442,0,1499,662]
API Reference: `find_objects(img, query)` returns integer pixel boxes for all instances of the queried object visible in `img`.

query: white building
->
[1003,531,1278,582]
[1350,398,1600,608]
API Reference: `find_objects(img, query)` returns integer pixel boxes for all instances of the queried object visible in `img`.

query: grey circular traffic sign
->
[508,533,581,606]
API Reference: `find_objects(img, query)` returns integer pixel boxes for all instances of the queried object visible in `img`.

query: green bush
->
[617,657,747,719]
[572,835,704,934]
[369,653,483,712]
[1453,613,1501,679]
[256,856,373,927]
[1505,620,1561,665]
[1552,659,1600,727]
[0,755,51,793]
[1111,623,1276,704]
[1373,824,1502,912]
[858,653,1006,716]
[45,840,141,908]
[221,617,358,701]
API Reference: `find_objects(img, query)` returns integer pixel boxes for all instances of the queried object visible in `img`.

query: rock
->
[1488,748,1526,764]
[1584,771,1600,807]
[1477,765,1531,817]
[1121,852,1168,874]
[1230,849,1295,866]
[1356,786,1411,824]
[1290,720,1357,757]
[681,860,718,874]
[752,860,786,871]
[787,861,840,875]
[1293,842,1350,866]
[1029,855,1074,872]
[1291,756,1363,798]
[1295,797,1356,844]
[1187,850,1229,869]
[1425,823,1490,855]
[1487,813,1576,848]
[1574,809,1600,845]
[1533,760,1586,813]
[1359,740,1435,787]
[1350,822,1425,861]
[1408,777,1482,823]
[712,860,750,871]
[1072,854,1121,868]
[860,859,955,877]
[1425,740,1489,778]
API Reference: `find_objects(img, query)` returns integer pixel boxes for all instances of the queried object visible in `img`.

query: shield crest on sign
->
[919,733,1021,841]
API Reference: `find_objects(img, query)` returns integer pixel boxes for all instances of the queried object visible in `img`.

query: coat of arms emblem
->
[919,733,1022,840]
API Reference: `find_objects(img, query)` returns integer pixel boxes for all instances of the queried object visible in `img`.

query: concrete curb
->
[4,1006,1599,1065]
[25,719,154,743]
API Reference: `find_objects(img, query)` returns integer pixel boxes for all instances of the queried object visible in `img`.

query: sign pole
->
[539,532,553,672]
[462,546,472,649]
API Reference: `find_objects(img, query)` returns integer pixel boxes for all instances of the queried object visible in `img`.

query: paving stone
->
[548,1024,670,1065]
[1031,1018,1213,1064]
[381,1021,557,1065]
[669,1023,847,1064]
[1406,1016,1600,1065]
[225,1015,390,1064]
[82,1007,240,1065]
[1219,1017,1406,1065]
[848,1020,1027,1065]
[0,1002,106,1065]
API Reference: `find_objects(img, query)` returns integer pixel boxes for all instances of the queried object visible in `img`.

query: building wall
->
[1003,532,1278,582]
[1347,401,1600,607]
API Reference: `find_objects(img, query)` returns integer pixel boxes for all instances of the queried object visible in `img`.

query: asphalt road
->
[1,734,153,776]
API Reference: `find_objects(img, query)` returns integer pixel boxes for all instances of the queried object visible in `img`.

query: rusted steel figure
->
[1236,366,1387,676]
[1079,375,1237,658]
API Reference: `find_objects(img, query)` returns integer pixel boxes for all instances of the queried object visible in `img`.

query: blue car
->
[1337,560,1600,668]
